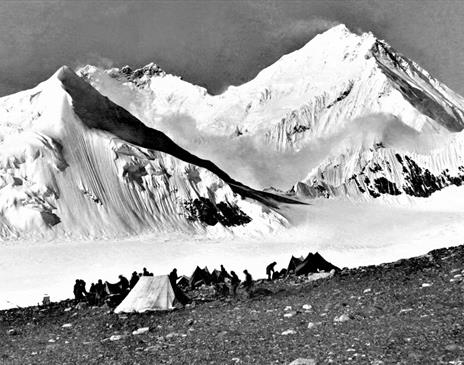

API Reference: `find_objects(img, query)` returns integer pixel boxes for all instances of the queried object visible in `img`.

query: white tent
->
[115,275,177,313]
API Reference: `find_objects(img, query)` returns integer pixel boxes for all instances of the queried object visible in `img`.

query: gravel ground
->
[1,245,464,364]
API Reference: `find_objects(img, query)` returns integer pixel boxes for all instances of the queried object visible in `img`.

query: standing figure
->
[230,271,241,297]
[169,268,178,288]
[220,265,232,281]
[130,271,139,289]
[73,279,83,302]
[243,269,253,295]
[95,279,106,305]
[266,262,277,281]
[118,275,130,293]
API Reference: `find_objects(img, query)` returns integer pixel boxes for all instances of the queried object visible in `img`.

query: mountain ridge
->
[0,66,291,239]
[76,24,464,198]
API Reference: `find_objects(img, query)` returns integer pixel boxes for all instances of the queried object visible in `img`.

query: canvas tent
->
[295,252,340,276]
[176,275,190,289]
[115,275,184,313]
[287,255,304,273]
[189,266,212,288]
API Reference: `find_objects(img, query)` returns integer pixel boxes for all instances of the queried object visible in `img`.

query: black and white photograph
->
[1,0,464,363]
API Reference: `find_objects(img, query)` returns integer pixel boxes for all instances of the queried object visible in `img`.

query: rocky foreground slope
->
[2,244,464,364]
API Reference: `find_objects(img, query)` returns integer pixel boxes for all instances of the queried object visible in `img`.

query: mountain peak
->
[106,62,166,82]
[323,23,352,36]
[52,65,81,85]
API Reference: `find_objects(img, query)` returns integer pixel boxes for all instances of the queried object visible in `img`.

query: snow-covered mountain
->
[77,24,464,199]
[1,23,463,240]
[0,66,288,239]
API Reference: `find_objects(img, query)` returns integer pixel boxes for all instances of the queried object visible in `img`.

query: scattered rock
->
[144,344,162,352]
[48,339,55,343]
[302,304,312,310]
[288,358,317,365]
[334,314,350,323]
[284,306,292,311]
[445,344,461,352]
[132,327,149,336]
[7,329,18,336]
[63,307,72,312]
[61,323,72,328]
[307,322,317,329]
[281,329,296,335]
[109,335,125,341]
[75,302,88,310]
[421,283,432,288]
[284,311,297,318]
[363,288,372,293]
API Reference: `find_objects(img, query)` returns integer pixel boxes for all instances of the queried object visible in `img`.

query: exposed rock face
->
[183,198,252,227]
[294,134,464,199]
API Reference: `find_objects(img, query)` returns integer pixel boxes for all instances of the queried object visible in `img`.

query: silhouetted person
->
[118,275,129,293]
[95,279,106,305]
[73,280,82,302]
[243,270,253,294]
[73,279,86,302]
[130,271,139,289]
[169,268,178,288]
[266,262,277,281]
[143,267,150,276]
[220,265,232,281]
[88,283,97,306]
[230,271,241,297]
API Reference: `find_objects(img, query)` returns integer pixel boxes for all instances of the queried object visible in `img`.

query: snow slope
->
[3,186,464,309]
[78,24,464,192]
[293,115,464,199]
[0,67,288,239]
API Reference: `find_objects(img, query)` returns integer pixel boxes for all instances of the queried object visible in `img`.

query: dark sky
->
[1,0,464,96]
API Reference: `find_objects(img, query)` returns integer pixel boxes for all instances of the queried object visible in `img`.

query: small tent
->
[115,276,182,313]
[295,252,340,276]
[176,275,190,289]
[210,269,220,283]
[287,255,304,273]
[189,266,212,288]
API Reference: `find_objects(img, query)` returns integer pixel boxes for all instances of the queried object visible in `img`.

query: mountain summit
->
[76,24,464,198]
[1,24,464,239]
[0,66,287,239]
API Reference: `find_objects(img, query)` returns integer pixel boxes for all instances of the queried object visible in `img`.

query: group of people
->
[73,262,278,305]
[73,279,107,306]
[190,264,254,298]
[72,267,156,305]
